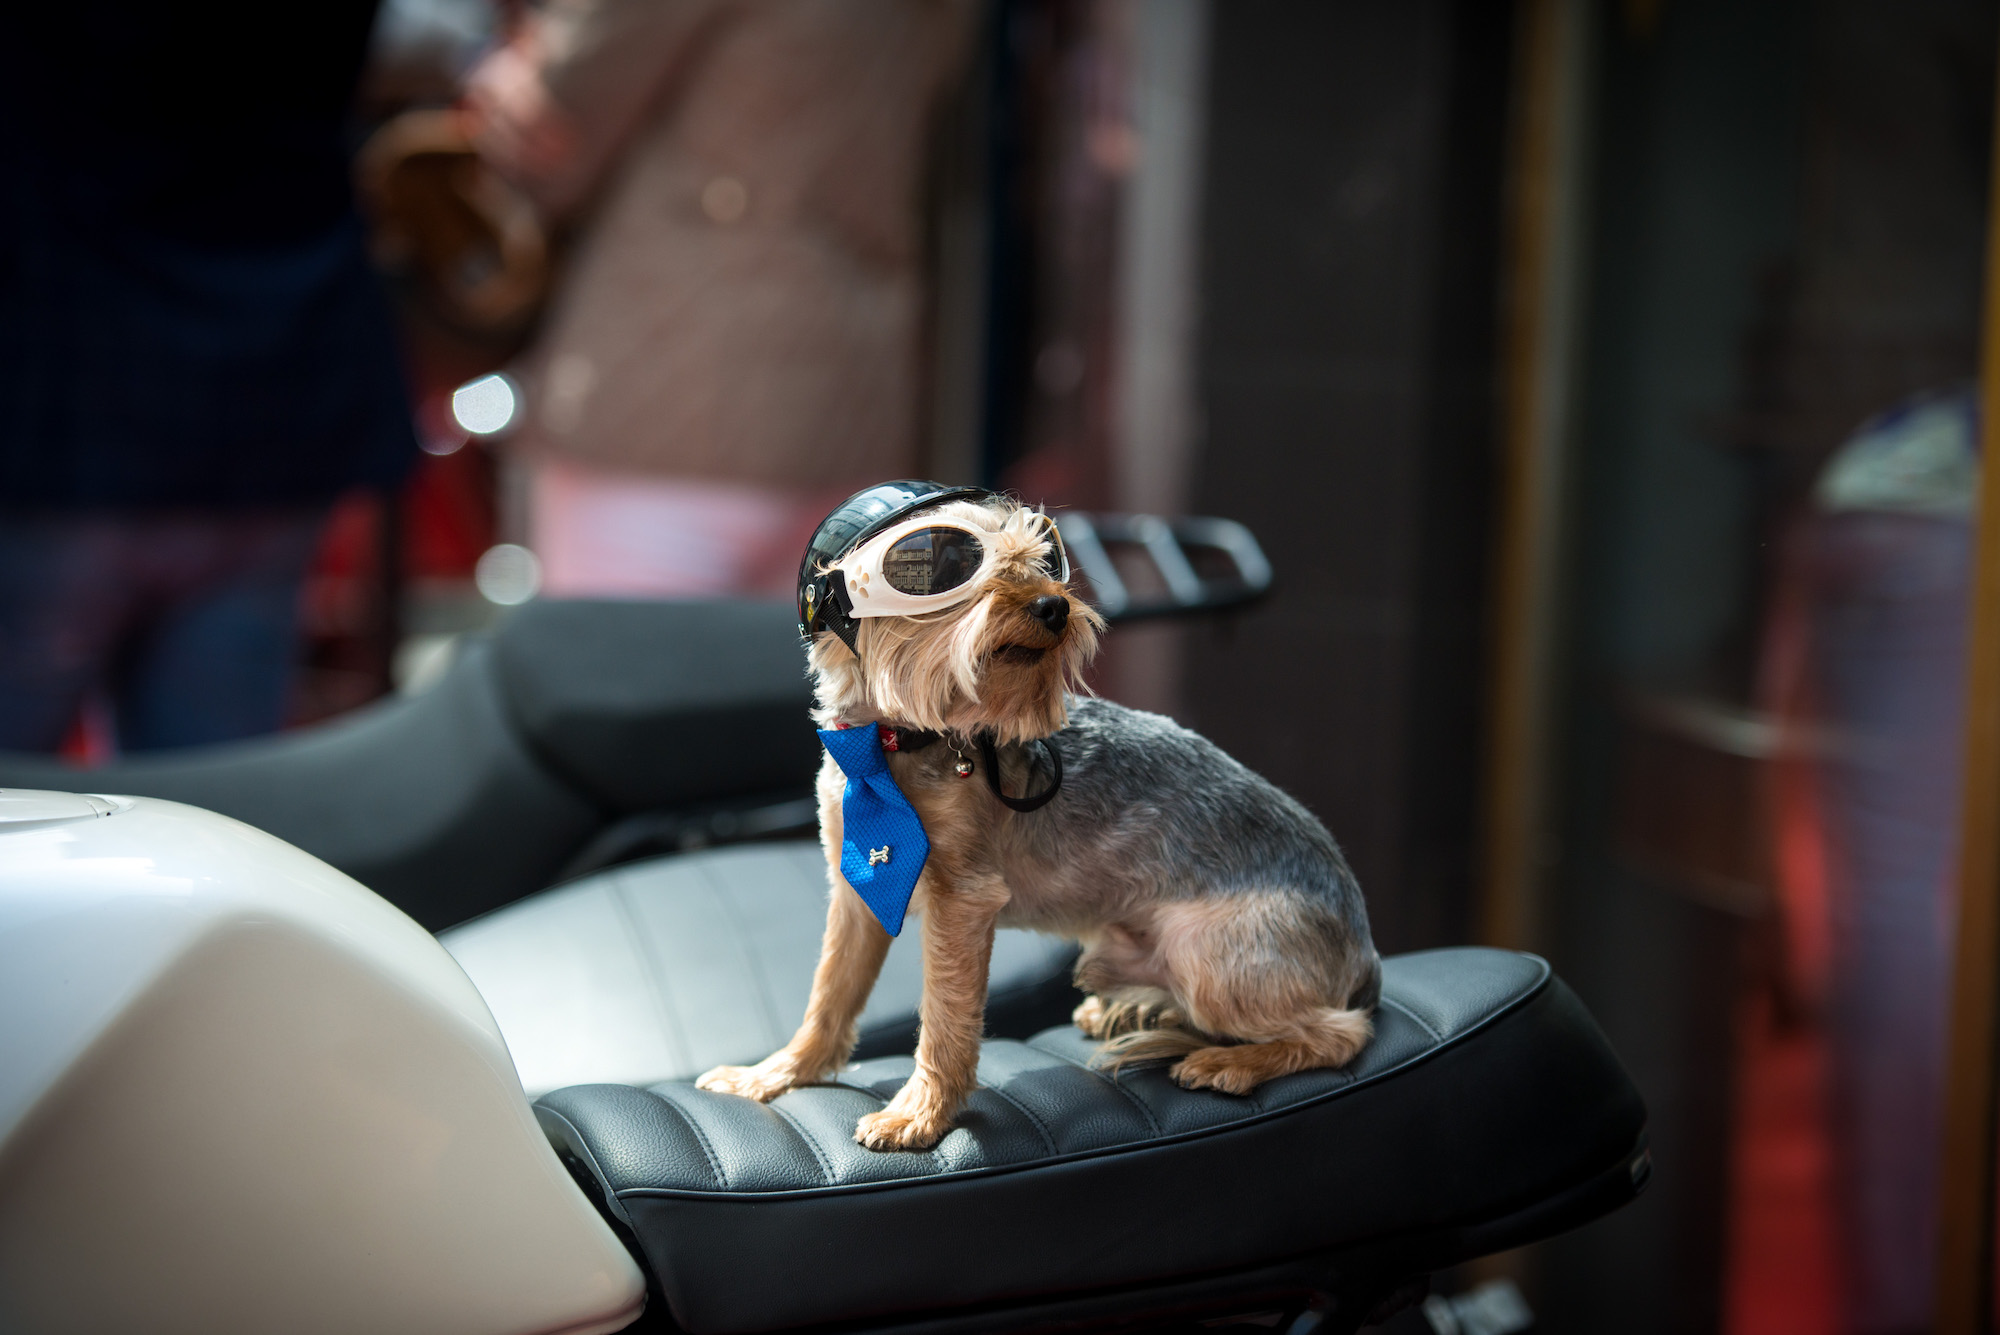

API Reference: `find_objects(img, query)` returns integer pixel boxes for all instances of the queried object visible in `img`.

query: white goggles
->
[834,514,1070,618]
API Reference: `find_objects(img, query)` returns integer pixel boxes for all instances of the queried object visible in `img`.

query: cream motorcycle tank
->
[0,791,645,1335]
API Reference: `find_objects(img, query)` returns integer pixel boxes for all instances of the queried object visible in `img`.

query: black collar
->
[878,725,943,755]
[861,722,1063,813]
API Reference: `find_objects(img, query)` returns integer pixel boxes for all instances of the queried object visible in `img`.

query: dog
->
[697,494,1379,1151]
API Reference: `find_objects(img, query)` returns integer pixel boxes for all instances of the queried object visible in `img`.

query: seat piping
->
[602,955,1554,1204]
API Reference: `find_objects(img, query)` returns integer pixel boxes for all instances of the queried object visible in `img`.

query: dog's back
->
[995,698,1377,999]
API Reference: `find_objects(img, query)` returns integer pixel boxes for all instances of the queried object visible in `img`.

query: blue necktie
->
[817,723,930,936]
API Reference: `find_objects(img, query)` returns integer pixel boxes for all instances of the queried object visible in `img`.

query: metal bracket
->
[1057,512,1273,623]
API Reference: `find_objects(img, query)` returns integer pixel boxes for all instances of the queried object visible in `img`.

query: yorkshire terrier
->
[697,490,1380,1151]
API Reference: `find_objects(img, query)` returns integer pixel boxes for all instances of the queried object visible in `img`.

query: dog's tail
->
[1295,1004,1375,1067]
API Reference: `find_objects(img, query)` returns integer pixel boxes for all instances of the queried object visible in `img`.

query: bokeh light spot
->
[451,373,520,437]
[475,543,542,606]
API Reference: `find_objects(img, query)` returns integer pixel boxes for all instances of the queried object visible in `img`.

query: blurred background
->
[11,0,2000,1330]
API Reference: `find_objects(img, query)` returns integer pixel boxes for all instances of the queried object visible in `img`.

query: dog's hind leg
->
[1153,892,1375,1096]
[1169,1007,1373,1095]
[1074,987,1186,1039]
[1072,926,1186,1040]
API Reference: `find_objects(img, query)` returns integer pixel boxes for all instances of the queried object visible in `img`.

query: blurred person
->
[0,4,419,752]
[1763,388,1976,1335]
[462,0,972,597]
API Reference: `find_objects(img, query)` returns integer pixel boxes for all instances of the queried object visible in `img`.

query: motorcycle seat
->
[438,841,1082,1097]
[0,601,819,929]
[537,947,1648,1335]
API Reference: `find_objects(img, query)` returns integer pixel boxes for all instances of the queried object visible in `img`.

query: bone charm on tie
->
[869,846,892,866]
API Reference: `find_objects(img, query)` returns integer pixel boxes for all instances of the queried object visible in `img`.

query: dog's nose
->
[1027,594,1069,635]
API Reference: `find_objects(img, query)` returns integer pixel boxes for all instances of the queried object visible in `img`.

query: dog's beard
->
[810,588,1100,744]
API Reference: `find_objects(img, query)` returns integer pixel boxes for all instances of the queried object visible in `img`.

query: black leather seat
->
[537,948,1648,1335]
[0,601,818,928]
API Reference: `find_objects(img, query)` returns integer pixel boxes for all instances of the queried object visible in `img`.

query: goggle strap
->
[826,613,860,658]
[824,576,862,656]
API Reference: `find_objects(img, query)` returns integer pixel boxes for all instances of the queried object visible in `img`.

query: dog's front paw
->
[697,1056,806,1102]
[1170,1046,1262,1097]
[854,1103,953,1152]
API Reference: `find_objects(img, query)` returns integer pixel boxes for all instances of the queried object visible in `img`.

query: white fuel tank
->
[0,791,646,1335]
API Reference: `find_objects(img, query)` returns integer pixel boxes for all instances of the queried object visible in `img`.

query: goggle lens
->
[882,527,985,596]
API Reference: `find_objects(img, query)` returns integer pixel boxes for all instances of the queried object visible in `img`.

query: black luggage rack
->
[1057,512,1273,623]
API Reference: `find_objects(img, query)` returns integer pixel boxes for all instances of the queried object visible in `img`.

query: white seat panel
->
[444,841,1080,1098]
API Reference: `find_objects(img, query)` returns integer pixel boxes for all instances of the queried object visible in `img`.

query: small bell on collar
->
[954,753,975,778]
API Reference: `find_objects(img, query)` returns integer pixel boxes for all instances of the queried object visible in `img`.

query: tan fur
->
[1073,987,1185,1040]
[696,784,892,1101]
[1093,894,1374,1089]
[697,497,1371,1150]
[806,501,1103,746]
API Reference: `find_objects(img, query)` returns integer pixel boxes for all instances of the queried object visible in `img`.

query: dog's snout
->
[1027,594,1070,634]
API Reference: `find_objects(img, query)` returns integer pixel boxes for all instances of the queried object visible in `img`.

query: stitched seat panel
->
[445,841,1082,1097]
[540,949,1538,1198]
[536,948,1645,1333]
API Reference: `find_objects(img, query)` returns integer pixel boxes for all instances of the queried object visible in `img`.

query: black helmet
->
[798,479,996,653]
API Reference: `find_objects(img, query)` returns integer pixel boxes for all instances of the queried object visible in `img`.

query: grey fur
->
[888,696,1381,1013]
